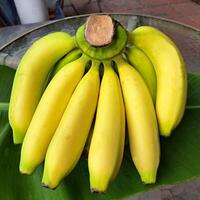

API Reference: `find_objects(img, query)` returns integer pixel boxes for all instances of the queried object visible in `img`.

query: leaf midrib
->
[1,103,199,112]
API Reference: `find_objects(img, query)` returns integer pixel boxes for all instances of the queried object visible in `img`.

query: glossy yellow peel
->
[88,61,125,193]
[115,56,160,184]
[129,26,187,136]
[20,56,88,175]
[42,60,100,189]
[9,32,75,144]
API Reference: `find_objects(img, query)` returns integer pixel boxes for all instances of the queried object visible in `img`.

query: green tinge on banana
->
[129,26,187,136]
[42,48,82,91]
[52,48,82,75]
[126,46,157,102]
[115,56,160,184]
[19,55,88,175]
[42,60,100,189]
[88,61,125,193]
[9,32,75,144]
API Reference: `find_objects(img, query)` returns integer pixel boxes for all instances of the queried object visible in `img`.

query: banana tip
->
[141,173,156,184]
[160,126,172,137]
[41,182,57,190]
[20,171,30,175]
[13,136,23,144]
[90,188,105,194]
[142,179,156,184]
[13,130,24,144]
[160,132,171,137]
[19,168,32,175]
[19,163,34,175]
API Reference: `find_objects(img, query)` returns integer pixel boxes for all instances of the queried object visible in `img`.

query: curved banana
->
[129,26,187,136]
[19,55,88,175]
[52,48,82,75]
[9,32,75,144]
[88,61,125,193]
[112,82,125,182]
[115,56,160,184]
[126,46,156,102]
[42,60,100,189]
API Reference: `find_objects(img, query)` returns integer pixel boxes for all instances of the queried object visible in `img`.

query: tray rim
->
[0,13,199,51]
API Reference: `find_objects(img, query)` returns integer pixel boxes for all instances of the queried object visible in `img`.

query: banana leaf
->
[0,64,200,200]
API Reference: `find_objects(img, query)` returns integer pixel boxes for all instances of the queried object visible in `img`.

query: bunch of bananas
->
[9,15,187,193]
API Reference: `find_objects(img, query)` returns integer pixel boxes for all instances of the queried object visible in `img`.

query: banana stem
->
[76,16,127,60]
[127,32,134,45]
[103,60,112,68]
[91,59,100,69]
[113,55,126,65]
[0,102,9,111]
[71,35,76,46]
[80,53,90,62]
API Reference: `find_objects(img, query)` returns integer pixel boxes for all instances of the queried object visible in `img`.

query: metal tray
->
[0,14,200,200]
[0,14,199,73]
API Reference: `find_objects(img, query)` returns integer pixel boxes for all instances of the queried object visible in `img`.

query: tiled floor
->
[63,0,200,29]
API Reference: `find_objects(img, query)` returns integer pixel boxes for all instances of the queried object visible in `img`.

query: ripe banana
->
[52,48,82,75]
[112,81,126,182]
[19,55,88,175]
[88,61,125,193]
[129,26,187,136]
[9,32,75,144]
[126,46,156,102]
[115,56,160,184]
[42,60,100,189]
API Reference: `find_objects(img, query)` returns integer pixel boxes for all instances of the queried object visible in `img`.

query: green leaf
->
[0,65,200,200]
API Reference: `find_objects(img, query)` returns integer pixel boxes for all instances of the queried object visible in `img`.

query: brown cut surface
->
[85,15,114,47]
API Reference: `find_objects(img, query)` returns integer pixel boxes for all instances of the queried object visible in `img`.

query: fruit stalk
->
[76,15,127,60]
[52,48,82,75]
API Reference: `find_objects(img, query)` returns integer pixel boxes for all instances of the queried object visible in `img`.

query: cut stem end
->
[85,15,114,47]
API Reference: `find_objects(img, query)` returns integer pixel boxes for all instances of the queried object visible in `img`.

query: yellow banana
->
[42,60,100,189]
[52,48,82,75]
[115,56,160,184]
[19,55,88,175]
[88,61,125,193]
[9,32,75,144]
[111,73,125,182]
[129,26,187,136]
[126,46,156,102]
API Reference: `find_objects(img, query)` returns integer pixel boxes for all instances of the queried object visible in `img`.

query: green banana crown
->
[75,22,128,60]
